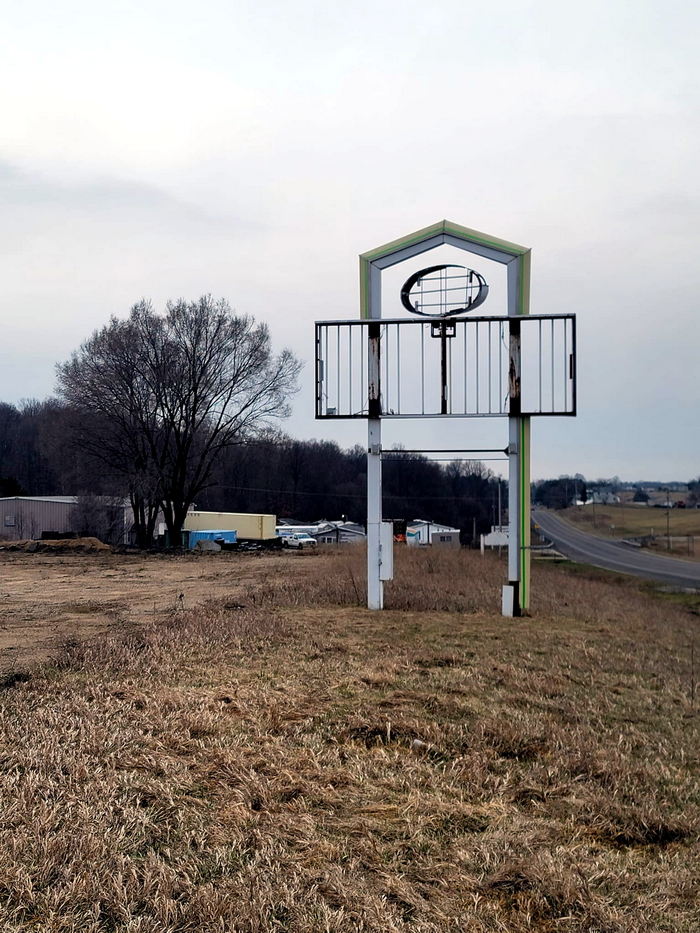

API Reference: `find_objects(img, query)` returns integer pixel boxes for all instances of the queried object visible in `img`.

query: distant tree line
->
[532,475,588,509]
[0,402,504,543]
[2,396,695,539]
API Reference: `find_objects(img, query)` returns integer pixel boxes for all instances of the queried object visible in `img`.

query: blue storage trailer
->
[188,529,237,548]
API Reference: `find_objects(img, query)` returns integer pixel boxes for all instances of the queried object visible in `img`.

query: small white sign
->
[379,521,394,581]
[501,584,515,617]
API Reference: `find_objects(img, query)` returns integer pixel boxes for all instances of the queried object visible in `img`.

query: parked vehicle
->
[281,532,317,549]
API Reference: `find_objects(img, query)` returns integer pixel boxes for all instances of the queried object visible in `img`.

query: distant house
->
[406,520,460,547]
[589,489,620,505]
[313,521,366,545]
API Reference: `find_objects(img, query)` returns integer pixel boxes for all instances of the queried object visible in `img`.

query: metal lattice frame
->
[315,315,576,419]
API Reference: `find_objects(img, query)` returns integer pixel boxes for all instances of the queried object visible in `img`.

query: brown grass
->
[249,546,505,613]
[0,547,698,931]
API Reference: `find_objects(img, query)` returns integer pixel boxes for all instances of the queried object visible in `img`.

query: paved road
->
[532,509,700,590]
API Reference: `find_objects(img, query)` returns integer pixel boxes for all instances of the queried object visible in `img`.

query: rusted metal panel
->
[508,317,521,417]
[367,321,381,419]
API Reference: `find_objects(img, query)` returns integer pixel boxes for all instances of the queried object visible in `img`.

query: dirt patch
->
[0,549,308,671]
[0,536,110,553]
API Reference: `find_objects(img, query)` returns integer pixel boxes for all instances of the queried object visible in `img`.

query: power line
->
[215,482,500,504]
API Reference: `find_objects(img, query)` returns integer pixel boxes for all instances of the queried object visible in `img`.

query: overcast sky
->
[1,0,697,481]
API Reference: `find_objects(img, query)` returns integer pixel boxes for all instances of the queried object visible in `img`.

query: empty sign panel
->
[315,315,575,419]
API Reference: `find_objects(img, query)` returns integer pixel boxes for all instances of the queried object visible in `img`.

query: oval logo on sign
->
[400,264,489,317]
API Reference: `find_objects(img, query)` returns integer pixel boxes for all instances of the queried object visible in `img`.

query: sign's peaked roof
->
[360,220,529,264]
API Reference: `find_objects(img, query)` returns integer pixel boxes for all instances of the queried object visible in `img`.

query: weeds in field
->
[249,546,504,612]
[0,548,697,931]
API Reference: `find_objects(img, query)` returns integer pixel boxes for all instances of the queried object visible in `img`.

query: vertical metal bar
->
[508,319,522,418]
[396,324,401,414]
[324,327,329,412]
[421,323,425,415]
[315,325,320,417]
[488,321,492,413]
[550,318,555,413]
[366,264,383,612]
[498,321,503,413]
[538,319,542,414]
[368,323,381,417]
[383,324,389,413]
[440,322,448,415]
[563,318,568,414]
[475,321,480,414]
[349,326,353,415]
[367,319,382,609]
[506,253,531,617]
[336,325,341,414]
[448,327,453,414]
[571,316,577,416]
[507,313,522,614]
[367,420,383,607]
[463,320,468,413]
[360,326,365,414]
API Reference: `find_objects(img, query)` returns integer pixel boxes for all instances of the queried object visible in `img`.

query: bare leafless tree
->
[56,296,301,546]
[70,494,127,545]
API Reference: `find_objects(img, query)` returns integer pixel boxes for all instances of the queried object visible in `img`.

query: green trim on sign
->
[442,220,529,257]
[360,221,446,263]
[359,258,370,319]
[360,220,529,264]
[518,250,532,316]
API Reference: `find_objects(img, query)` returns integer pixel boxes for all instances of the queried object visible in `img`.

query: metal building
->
[0,496,131,543]
[0,496,78,540]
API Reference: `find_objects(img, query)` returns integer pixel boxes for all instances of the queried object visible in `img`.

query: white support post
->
[367,419,383,609]
[367,315,383,610]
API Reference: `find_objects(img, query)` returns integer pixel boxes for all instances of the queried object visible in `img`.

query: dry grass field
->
[558,505,700,559]
[0,547,292,672]
[0,546,698,931]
